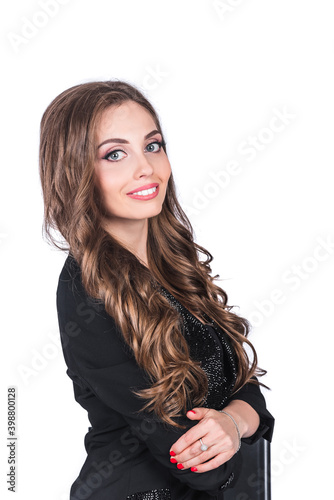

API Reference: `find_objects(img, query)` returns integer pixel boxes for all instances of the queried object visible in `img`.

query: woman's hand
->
[169,400,260,473]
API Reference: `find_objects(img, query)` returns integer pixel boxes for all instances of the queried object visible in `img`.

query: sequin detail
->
[126,488,171,500]
[158,286,237,409]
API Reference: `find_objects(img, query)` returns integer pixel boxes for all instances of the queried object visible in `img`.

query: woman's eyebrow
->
[97,129,160,149]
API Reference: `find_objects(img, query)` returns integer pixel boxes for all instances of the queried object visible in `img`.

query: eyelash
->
[102,140,166,161]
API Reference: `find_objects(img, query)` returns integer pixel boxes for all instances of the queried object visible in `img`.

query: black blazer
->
[56,254,274,500]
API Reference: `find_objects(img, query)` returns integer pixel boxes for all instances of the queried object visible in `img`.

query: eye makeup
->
[102,140,166,162]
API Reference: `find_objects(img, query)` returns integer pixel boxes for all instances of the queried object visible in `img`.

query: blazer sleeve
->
[224,378,275,444]
[56,265,239,496]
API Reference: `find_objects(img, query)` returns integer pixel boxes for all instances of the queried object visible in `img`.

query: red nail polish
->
[189,410,196,414]
[169,450,176,456]
[191,467,198,472]
[170,458,177,463]
[177,463,184,469]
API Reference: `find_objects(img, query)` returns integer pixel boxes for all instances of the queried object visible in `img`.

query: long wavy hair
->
[39,80,265,427]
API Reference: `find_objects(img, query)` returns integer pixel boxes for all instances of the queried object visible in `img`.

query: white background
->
[1,1,333,498]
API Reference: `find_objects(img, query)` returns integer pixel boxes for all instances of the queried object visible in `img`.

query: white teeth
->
[132,186,157,196]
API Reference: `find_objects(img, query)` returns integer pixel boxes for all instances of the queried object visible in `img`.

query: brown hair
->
[39,80,265,427]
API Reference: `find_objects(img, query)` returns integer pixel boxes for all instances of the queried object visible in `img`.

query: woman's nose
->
[133,152,154,178]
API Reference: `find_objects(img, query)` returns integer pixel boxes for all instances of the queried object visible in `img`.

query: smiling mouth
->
[131,186,157,196]
[127,185,160,200]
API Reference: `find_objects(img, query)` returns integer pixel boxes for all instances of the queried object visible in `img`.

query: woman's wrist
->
[218,409,241,451]
[221,400,260,439]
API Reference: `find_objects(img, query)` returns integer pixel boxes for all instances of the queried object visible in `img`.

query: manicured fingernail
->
[189,410,196,414]
[170,458,177,463]
[191,467,198,472]
[169,450,176,456]
[177,463,184,469]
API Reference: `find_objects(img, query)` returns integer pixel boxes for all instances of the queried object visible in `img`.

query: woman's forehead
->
[96,101,158,141]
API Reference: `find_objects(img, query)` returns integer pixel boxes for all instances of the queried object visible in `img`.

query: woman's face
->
[94,101,171,230]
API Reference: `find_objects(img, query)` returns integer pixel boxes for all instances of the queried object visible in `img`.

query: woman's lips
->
[126,184,159,200]
[127,183,159,195]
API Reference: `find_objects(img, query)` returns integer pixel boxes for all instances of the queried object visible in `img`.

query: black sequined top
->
[57,254,274,500]
[159,285,237,411]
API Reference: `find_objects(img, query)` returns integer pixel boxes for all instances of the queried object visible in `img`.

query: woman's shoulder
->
[57,253,97,307]
[57,253,82,292]
[56,253,132,364]
[57,253,100,308]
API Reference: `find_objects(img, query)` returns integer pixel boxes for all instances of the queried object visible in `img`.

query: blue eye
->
[102,140,165,161]
[103,150,127,162]
[146,141,164,153]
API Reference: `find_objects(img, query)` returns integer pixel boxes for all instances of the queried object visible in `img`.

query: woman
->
[39,80,274,500]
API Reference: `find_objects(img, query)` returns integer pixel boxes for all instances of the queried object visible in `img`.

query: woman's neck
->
[103,217,149,267]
